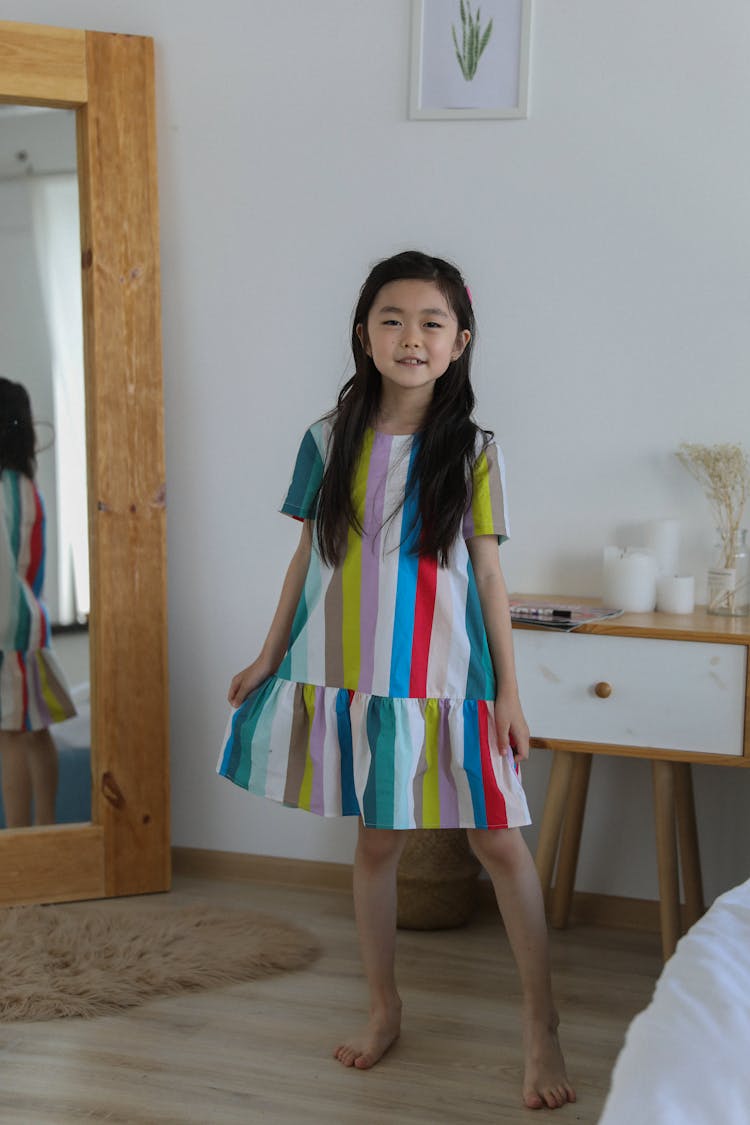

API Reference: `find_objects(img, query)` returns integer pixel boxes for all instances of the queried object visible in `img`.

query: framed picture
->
[409,0,531,120]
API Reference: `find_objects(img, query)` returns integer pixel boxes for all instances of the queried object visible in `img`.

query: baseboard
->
[171,846,353,892]
[568,889,672,933]
[172,847,669,933]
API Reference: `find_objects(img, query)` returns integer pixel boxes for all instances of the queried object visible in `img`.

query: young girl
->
[0,378,77,828]
[219,251,575,1111]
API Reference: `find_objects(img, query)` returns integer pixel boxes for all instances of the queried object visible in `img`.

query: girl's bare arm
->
[466,534,530,759]
[228,520,313,707]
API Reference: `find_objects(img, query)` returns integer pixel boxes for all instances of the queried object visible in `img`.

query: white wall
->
[6,1,750,904]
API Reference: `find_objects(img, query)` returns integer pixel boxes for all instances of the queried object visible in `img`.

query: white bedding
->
[599,876,750,1125]
[51,681,90,751]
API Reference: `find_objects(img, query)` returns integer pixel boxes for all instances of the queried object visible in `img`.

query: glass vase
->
[707,529,750,616]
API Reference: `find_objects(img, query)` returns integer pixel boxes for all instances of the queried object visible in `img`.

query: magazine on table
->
[509,599,624,631]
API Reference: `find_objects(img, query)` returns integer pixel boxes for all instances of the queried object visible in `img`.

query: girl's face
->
[357,279,470,397]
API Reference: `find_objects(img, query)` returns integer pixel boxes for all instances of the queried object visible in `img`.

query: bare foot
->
[522,1016,576,1110]
[333,1009,401,1070]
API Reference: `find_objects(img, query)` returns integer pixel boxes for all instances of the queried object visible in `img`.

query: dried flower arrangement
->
[676,443,750,566]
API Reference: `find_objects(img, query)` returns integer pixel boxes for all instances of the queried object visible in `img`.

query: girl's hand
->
[228,659,272,707]
[494,690,531,761]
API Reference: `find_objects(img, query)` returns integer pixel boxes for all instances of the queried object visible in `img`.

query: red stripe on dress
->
[409,553,438,697]
[28,487,43,585]
[16,652,29,730]
[29,487,47,645]
[478,700,508,828]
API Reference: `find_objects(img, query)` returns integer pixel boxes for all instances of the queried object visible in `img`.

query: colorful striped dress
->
[218,421,530,831]
[0,470,76,731]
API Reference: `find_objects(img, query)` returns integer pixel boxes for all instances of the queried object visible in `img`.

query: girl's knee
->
[356,824,407,865]
[467,826,526,870]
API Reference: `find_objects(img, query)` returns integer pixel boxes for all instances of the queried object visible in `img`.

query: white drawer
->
[513,630,747,756]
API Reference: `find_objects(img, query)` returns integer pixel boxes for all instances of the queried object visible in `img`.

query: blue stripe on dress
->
[462,699,488,829]
[388,445,421,697]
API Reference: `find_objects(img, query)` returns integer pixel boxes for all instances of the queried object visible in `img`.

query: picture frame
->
[409,0,531,120]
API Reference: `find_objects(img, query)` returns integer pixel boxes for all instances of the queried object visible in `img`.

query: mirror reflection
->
[0,106,90,829]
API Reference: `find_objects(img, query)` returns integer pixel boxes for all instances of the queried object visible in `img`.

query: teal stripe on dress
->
[278,585,307,681]
[246,684,277,797]
[220,677,276,787]
[0,482,17,649]
[8,472,20,558]
[363,697,396,827]
[280,427,324,518]
[462,700,488,829]
[464,559,495,699]
[9,475,31,652]
[335,690,359,815]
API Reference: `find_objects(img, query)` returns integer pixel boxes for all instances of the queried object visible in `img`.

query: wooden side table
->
[512,601,750,959]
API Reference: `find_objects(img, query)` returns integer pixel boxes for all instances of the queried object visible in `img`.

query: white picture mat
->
[410,0,531,119]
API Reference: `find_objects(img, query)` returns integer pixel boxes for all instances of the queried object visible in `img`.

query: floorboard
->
[0,875,662,1123]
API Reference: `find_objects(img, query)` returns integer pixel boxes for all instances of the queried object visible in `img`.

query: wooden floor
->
[0,875,662,1124]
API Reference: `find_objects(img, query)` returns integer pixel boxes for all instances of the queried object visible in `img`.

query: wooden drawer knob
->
[594,681,613,699]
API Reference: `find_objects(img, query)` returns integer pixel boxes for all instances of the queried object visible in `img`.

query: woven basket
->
[396,829,482,930]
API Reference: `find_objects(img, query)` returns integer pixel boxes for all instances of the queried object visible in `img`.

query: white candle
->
[644,519,680,576]
[656,575,695,615]
[602,548,657,612]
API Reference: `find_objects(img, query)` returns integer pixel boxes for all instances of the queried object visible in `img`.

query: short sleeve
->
[462,439,510,544]
[279,423,327,521]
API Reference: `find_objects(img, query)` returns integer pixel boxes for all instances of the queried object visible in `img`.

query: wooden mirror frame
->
[0,22,170,904]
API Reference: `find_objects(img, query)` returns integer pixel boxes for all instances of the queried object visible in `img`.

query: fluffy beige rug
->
[0,903,320,1022]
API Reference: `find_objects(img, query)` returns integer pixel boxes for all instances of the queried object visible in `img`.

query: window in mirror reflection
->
[0,105,91,829]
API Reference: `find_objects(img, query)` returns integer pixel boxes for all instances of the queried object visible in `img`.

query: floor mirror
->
[0,20,169,905]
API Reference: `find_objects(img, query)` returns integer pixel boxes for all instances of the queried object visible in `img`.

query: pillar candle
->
[644,519,680,576]
[602,548,658,612]
[656,575,695,615]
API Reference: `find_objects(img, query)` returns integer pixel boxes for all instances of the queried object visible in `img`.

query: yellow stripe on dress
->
[421,698,441,827]
[37,653,70,723]
[470,450,494,536]
[341,428,373,689]
[296,684,317,811]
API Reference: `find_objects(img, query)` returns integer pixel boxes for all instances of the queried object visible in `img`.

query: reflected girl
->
[0,378,76,827]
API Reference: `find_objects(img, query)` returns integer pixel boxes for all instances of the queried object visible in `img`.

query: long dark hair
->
[0,378,36,479]
[316,249,488,567]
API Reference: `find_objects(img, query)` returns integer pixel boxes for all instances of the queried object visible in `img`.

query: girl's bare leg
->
[334,821,407,1070]
[467,827,576,1111]
[0,730,58,827]
[26,729,58,825]
[0,731,32,828]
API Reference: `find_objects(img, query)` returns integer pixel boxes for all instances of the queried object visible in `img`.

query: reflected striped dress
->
[218,421,530,831]
[0,470,76,730]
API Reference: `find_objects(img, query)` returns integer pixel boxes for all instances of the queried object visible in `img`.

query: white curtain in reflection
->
[30,173,89,623]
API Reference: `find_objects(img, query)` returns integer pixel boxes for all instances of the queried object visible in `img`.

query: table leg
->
[651,761,682,960]
[534,750,575,904]
[673,762,704,927]
[550,753,592,929]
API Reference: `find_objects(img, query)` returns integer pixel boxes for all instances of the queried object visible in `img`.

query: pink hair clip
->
[465,285,473,305]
